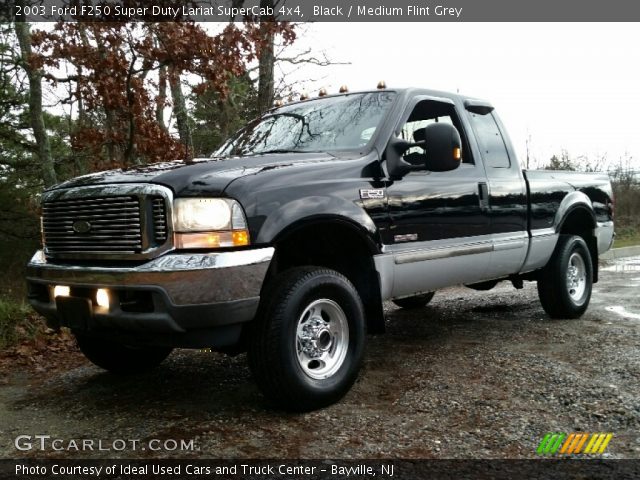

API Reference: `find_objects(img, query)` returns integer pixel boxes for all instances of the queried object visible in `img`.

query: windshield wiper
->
[255,149,315,155]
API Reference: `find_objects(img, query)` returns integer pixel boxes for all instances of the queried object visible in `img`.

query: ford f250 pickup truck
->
[27,87,614,411]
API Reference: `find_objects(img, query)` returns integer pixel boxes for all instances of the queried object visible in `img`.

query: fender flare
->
[553,191,596,233]
[254,195,380,251]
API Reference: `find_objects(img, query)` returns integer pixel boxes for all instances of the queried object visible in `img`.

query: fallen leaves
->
[0,325,85,383]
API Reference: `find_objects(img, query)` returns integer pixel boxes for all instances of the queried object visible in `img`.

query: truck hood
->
[50,153,337,196]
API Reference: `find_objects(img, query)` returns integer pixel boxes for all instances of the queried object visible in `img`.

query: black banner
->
[2,459,640,480]
[4,0,640,22]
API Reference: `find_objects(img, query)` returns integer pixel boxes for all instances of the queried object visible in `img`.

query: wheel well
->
[265,221,385,334]
[559,207,599,282]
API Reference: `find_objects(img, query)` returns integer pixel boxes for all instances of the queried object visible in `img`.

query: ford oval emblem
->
[72,220,92,234]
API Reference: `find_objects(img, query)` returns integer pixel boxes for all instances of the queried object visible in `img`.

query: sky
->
[277,23,640,170]
[38,21,640,171]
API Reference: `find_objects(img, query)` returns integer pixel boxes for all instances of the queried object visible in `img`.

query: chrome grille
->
[152,197,167,243]
[42,196,143,254]
[41,184,173,260]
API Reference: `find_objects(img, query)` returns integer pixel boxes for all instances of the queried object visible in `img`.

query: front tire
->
[248,267,366,411]
[75,334,173,374]
[537,234,593,319]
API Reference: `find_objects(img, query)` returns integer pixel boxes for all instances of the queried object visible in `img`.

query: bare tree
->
[256,0,276,114]
[169,70,193,162]
[13,1,57,187]
[156,64,167,129]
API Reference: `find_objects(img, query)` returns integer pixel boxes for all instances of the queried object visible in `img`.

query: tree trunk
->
[123,54,138,166]
[257,0,275,114]
[169,69,193,163]
[92,25,121,168]
[156,64,167,129]
[73,25,89,175]
[14,7,57,187]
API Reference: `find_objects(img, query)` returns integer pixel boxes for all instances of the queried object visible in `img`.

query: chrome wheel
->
[249,267,366,410]
[538,235,593,319]
[296,299,349,380]
[566,252,587,302]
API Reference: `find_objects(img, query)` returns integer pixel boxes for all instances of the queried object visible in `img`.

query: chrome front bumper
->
[26,248,274,347]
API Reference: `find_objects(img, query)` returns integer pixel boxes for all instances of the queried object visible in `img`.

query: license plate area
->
[56,296,93,331]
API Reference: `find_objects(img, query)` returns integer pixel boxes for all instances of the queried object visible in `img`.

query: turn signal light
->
[232,230,250,246]
[174,230,251,249]
[453,147,461,160]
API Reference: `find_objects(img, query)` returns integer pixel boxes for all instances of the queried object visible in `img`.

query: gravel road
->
[1,257,639,459]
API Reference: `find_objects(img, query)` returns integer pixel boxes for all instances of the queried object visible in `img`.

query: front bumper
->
[26,248,274,348]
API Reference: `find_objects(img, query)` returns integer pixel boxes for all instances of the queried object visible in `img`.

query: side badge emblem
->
[359,188,385,200]
[394,233,418,243]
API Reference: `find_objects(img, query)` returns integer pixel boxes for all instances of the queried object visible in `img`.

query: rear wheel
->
[75,334,173,374]
[248,267,366,411]
[537,234,593,319]
[392,291,435,309]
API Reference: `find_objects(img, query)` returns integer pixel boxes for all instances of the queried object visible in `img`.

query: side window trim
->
[393,95,455,135]
[394,96,477,167]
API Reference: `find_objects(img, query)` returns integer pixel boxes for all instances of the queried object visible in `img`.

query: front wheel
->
[248,267,366,411]
[537,234,593,319]
[75,334,173,374]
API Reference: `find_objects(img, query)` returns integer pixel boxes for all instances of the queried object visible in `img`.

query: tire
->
[248,267,366,412]
[75,334,173,374]
[537,234,593,319]
[393,291,435,309]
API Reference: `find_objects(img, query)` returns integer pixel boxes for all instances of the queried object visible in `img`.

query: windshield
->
[215,91,396,157]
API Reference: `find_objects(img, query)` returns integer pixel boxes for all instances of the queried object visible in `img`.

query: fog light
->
[53,285,70,298]
[96,288,110,309]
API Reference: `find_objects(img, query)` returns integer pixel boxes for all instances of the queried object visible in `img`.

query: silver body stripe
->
[374,230,563,300]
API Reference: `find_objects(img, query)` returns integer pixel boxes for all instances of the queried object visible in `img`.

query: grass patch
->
[613,226,640,249]
[614,235,640,248]
[0,297,41,349]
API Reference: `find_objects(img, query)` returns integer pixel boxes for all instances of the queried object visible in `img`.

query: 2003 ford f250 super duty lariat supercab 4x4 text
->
[27,87,614,411]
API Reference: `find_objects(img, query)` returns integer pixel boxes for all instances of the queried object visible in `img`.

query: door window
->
[399,100,473,165]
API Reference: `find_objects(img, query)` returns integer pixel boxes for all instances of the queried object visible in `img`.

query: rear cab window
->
[467,112,511,168]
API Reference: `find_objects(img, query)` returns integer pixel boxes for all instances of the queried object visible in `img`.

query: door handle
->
[478,182,489,211]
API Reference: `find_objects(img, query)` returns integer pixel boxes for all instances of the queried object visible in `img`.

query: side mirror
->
[423,123,462,172]
[385,123,462,178]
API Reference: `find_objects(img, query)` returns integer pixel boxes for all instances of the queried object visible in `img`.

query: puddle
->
[601,256,640,273]
[605,306,640,320]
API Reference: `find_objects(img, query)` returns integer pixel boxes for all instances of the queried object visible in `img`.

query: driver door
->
[384,98,492,297]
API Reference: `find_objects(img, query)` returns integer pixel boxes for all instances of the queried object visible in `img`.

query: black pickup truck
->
[27,87,614,411]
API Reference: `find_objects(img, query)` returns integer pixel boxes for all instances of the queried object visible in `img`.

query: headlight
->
[173,198,250,249]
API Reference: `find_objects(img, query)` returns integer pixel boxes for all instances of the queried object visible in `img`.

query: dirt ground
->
[1,257,639,459]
